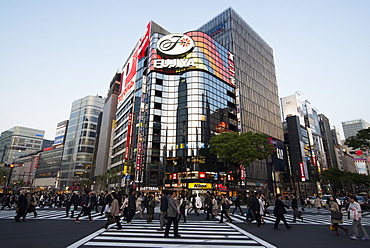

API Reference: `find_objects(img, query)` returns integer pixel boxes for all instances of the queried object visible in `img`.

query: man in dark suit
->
[273,194,292,230]
[204,191,214,220]
[158,191,169,231]
[14,190,27,222]
[75,189,94,223]
[65,191,79,218]
[126,190,137,224]
[164,191,181,238]
[291,194,303,222]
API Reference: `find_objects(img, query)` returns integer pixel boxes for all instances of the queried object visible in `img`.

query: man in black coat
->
[158,191,169,231]
[273,194,292,230]
[14,190,27,222]
[232,194,244,215]
[126,190,137,224]
[204,191,214,220]
[65,191,79,218]
[245,192,256,224]
[291,194,303,222]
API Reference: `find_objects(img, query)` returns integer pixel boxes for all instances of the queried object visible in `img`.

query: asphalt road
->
[1,207,369,248]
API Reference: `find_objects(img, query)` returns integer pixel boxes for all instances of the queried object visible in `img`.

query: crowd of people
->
[1,190,369,240]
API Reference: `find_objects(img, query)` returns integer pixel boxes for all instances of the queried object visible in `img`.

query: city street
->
[1,206,369,248]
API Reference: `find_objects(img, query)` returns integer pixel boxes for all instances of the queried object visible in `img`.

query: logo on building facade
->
[157,34,195,57]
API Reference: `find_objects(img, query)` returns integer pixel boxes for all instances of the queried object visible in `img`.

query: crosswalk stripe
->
[67,220,272,248]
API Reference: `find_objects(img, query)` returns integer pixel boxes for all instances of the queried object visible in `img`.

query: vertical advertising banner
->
[118,22,151,106]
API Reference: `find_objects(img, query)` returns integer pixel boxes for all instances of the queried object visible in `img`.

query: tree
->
[209,132,275,167]
[345,127,370,151]
[0,168,9,187]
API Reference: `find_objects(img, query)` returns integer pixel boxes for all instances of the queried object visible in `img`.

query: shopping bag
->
[70,205,74,212]
[330,225,336,231]
[331,212,343,220]
[104,204,111,213]
[350,209,357,221]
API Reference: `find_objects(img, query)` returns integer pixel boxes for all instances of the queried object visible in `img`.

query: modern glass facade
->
[59,95,104,190]
[0,126,45,164]
[111,8,285,192]
[341,118,370,140]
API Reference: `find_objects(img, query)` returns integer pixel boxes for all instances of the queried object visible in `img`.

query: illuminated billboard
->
[149,31,235,87]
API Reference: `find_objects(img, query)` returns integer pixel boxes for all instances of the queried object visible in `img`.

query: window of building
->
[154,102,162,109]
[156,79,163,85]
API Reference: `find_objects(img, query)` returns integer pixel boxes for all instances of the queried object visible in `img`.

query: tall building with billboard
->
[110,8,284,194]
[59,96,104,190]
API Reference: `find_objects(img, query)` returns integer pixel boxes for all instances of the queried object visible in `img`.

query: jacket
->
[167,196,179,218]
[291,197,298,210]
[160,195,169,212]
[274,198,289,215]
[110,199,120,217]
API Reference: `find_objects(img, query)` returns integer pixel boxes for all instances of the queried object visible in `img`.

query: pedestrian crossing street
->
[0,207,369,226]
[0,208,109,221]
[228,207,370,226]
[67,219,276,248]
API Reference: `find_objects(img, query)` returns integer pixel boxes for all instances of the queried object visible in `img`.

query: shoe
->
[292,220,296,223]
[219,221,224,223]
[350,235,358,240]
[126,222,131,224]
[117,228,122,230]
[174,235,181,238]
[89,219,94,223]
[287,226,293,230]
[258,226,264,228]
[164,234,169,238]
[333,233,339,236]
[274,227,280,230]
[75,219,80,223]
[64,216,69,218]
[361,237,369,240]
[157,229,164,231]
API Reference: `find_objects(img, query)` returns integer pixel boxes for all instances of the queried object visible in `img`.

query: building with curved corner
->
[109,7,284,195]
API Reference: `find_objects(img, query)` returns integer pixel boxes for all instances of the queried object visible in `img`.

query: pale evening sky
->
[1,0,369,139]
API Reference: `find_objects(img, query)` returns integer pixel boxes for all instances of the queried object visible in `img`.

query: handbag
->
[106,216,116,225]
[331,211,343,220]
[294,210,302,217]
[330,225,336,231]
[70,205,74,212]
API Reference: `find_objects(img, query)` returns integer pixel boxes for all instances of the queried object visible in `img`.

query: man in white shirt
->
[348,196,369,240]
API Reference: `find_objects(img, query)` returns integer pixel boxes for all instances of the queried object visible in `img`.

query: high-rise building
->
[110,7,284,194]
[0,126,45,164]
[34,120,69,189]
[59,96,104,190]
[341,118,370,140]
[92,73,121,188]
[319,114,337,169]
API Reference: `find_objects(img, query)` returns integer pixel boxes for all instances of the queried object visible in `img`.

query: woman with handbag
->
[328,195,348,236]
[104,192,122,229]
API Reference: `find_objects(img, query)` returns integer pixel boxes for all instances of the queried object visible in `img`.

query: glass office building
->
[111,8,284,192]
[59,95,104,190]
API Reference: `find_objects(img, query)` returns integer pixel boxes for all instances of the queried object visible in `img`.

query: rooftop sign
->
[157,34,194,57]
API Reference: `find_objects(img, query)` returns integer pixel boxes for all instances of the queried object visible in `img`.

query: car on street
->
[307,196,316,206]
[320,195,331,207]
[355,196,369,210]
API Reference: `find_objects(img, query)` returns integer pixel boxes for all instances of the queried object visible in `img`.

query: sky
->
[1,0,369,140]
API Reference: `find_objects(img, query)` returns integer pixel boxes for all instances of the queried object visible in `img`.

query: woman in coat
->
[104,192,122,229]
[147,195,155,223]
[314,196,322,211]
[328,195,347,236]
